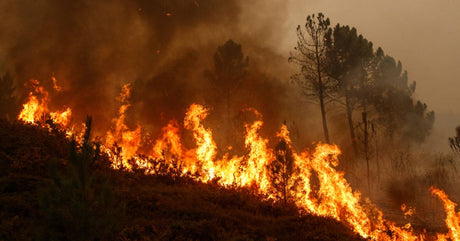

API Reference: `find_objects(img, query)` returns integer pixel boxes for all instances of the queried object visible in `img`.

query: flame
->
[295,143,376,238]
[105,83,141,169]
[181,105,272,188]
[18,95,43,124]
[431,187,460,241]
[401,204,416,218]
[184,103,217,179]
[16,80,460,241]
[51,75,62,91]
[241,120,271,190]
[18,80,49,124]
[18,79,72,127]
[152,120,183,160]
[50,107,72,127]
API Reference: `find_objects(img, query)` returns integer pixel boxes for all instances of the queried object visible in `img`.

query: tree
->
[371,51,434,145]
[323,24,433,188]
[324,24,374,157]
[205,39,249,146]
[268,138,298,205]
[0,72,16,120]
[449,126,460,155]
[37,117,120,241]
[289,13,333,143]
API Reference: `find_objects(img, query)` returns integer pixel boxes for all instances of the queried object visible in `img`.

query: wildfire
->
[104,83,141,169]
[18,79,72,127]
[18,80,49,124]
[16,81,460,241]
[431,187,460,241]
[183,103,217,179]
[51,75,62,91]
[401,204,416,218]
[50,107,72,127]
[18,95,43,124]
[152,120,183,160]
[241,120,272,190]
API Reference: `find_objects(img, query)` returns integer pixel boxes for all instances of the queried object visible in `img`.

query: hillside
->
[0,119,363,241]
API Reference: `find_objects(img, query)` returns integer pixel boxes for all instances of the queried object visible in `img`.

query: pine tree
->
[268,139,298,205]
[289,13,333,143]
[37,116,120,241]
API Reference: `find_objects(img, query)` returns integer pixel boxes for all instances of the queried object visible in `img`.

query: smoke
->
[0,0,234,118]
[0,0,326,152]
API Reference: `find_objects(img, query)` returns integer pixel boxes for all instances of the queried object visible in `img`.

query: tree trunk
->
[345,94,358,157]
[319,92,330,144]
[362,111,370,194]
[315,37,330,144]
[226,89,231,148]
[375,132,380,185]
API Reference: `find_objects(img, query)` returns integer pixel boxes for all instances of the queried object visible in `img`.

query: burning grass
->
[4,81,460,240]
[0,119,362,241]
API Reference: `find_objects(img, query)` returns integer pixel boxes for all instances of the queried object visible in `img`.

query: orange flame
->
[18,80,49,124]
[152,120,183,160]
[51,75,62,91]
[50,107,72,127]
[18,95,44,124]
[401,204,416,218]
[105,83,141,169]
[431,187,460,241]
[16,79,460,240]
[18,79,72,127]
[184,103,217,179]
[241,120,272,190]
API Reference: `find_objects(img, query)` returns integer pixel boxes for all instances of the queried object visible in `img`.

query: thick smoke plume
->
[0,0,320,152]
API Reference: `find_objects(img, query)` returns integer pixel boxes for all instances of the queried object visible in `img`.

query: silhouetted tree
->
[37,117,120,241]
[371,50,434,144]
[205,39,249,146]
[325,24,374,157]
[449,126,460,155]
[268,138,298,205]
[289,13,333,144]
[0,72,16,120]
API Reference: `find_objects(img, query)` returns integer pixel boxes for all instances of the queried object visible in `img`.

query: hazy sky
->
[241,0,460,115]
[0,0,457,149]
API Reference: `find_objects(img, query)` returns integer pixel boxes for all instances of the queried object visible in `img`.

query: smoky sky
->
[238,0,460,151]
[0,0,314,151]
[0,0,457,151]
[0,0,240,127]
[283,0,460,115]
[286,0,460,151]
[234,0,460,116]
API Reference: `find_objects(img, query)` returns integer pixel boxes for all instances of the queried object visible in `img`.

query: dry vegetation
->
[344,147,460,233]
[0,119,363,241]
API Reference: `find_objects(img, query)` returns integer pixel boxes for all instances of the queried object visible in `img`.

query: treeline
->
[289,13,434,159]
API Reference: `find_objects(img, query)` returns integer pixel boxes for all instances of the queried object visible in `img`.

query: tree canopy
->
[290,13,435,158]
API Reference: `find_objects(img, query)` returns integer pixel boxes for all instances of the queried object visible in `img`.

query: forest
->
[0,1,459,240]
